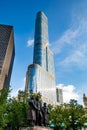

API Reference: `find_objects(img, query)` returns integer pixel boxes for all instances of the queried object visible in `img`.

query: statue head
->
[43,102,47,107]
[36,95,39,101]
[30,96,34,100]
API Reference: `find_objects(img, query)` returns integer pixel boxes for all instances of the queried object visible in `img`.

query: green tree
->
[6,91,29,130]
[49,105,64,130]
[0,87,9,129]
[68,99,87,130]
[18,90,28,102]
[49,99,87,130]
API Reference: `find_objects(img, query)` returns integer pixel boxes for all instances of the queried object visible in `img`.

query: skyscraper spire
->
[34,11,48,46]
[33,11,49,68]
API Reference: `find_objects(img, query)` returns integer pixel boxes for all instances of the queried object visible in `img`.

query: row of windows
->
[35,35,48,45]
[33,44,55,76]
[35,15,48,45]
[0,25,12,43]
[0,25,12,75]
[28,66,56,102]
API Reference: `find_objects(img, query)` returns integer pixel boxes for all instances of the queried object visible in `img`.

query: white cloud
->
[52,28,79,54]
[56,84,79,103]
[10,77,26,98]
[53,15,87,70]
[59,49,87,68]
[27,39,34,47]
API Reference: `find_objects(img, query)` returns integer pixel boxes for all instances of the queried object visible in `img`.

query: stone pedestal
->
[20,126,53,130]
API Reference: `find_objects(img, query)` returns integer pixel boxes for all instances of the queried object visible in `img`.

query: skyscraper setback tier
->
[25,12,57,102]
[0,24,15,90]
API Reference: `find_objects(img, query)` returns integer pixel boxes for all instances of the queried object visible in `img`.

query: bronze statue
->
[41,102,49,126]
[27,96,49,127]
[34,96,43,126]
[27,96,36,126]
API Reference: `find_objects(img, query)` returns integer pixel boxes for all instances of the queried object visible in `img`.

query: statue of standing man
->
[34,95,43,126]
[41,102,49,126]
[27,96,36,126]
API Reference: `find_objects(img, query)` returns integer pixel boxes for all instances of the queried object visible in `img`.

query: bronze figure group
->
[27,96,49,127]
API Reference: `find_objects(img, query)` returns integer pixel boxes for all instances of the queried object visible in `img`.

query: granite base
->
[20,126,53,130]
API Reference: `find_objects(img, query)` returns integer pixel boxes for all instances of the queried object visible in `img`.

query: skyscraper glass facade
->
[25,12,57,102]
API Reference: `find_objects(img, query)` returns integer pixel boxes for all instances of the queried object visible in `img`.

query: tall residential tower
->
[25,12,57,102]
[0,24,15,90]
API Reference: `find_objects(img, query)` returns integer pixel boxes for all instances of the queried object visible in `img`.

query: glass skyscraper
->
[0,24,15,90]
[25,12,57,102]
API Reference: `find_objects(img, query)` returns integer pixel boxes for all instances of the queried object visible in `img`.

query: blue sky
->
[0,0,87,104]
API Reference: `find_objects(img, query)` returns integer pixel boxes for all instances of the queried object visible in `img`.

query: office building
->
[56,88,63,104]
[83,93,87,108]
[0,24,15,90]
[25,11,57,102]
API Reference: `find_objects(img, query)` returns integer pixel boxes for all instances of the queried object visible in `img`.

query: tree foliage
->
[6,98,28,129]
[0,89,29,130]
[49,99,87,130]
[0,88,9,129]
